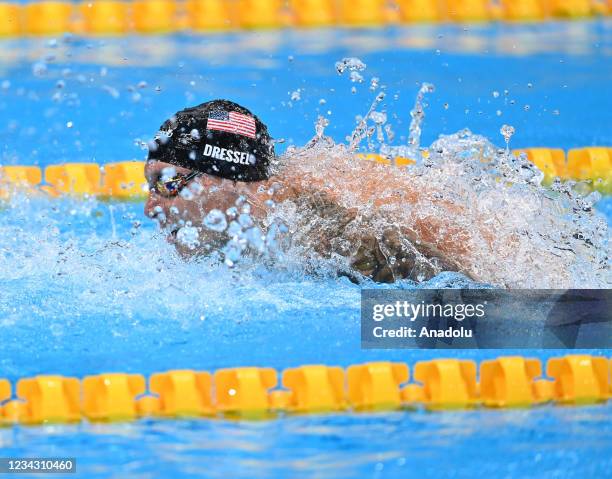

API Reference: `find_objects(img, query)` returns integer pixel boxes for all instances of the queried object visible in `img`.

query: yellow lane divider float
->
[0,161,150,200]
[0,355,610,424]
[512,146,611,192]
[0,146,609,200]
[0,0,611,37]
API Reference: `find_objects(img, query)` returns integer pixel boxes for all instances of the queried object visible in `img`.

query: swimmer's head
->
[147,99,274,182]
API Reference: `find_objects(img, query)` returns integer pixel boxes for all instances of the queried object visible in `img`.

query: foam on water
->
[0,186,500,381]
[0,194,322,324]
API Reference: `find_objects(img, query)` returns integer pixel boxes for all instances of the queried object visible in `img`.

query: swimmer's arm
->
[279,159,493,277]
[358,182,495,281]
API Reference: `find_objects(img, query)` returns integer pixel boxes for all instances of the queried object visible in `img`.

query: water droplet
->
[222,207,237,222]
[227,220,242,237]
[370,111,387,125]
[157,131,171,145]
[492,91,500,98]
[500,124,515,154]
[335,57,366,75]
[66,121,73,128]
[223,238,245,264]
[102,85,119,99]
[204,209,228,232]
[500,124,515,139]
[238,213,254,229]
[160,167,177,181]
[32,61,47,77]
[349,71,364,83]
[179,188,194,200]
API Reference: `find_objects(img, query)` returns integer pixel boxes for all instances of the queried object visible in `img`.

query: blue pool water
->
[1,21,611,478]
[2,405,611,478]
[0,22,610,163]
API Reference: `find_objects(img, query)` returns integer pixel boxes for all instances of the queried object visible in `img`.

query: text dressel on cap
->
[202,144,255,165]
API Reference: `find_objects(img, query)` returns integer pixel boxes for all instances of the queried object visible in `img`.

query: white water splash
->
[265,83,610,288]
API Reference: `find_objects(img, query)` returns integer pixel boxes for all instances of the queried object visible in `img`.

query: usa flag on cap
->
[207,110,256,139]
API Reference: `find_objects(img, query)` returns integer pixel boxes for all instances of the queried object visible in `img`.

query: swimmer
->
[144,99,483,284]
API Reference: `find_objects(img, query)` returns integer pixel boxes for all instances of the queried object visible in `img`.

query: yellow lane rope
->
[0,0,610,38]
[1,355,610,424]
[1,147,610,199]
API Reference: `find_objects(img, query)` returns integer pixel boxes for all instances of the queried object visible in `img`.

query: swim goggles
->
[152,171,200,197]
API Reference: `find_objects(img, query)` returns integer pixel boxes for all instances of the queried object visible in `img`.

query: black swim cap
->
[148,99,274,182]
